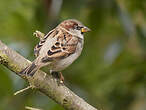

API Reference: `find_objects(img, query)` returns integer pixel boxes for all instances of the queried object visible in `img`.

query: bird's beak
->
[81,27,91,33]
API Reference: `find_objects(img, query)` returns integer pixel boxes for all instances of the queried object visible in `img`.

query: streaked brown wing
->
[41,31,79,63]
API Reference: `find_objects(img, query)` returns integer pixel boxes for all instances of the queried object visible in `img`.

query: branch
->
[0,40,98,110]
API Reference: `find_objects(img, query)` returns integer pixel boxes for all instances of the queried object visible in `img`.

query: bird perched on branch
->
[20,19,90,83]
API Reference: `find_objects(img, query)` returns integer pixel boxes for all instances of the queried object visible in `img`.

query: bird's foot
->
[58,72,64,84]
[51,71,64,85]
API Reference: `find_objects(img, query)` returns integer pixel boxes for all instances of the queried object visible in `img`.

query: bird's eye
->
[75,25,82,30]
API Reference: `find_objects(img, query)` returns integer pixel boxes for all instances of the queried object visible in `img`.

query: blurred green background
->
[0,0,146,110]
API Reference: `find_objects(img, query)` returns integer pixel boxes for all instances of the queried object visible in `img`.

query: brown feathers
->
[40,29,79,61]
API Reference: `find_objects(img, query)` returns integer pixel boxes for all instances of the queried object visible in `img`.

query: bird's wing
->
[34,29,56,57]
[41,30,79,63]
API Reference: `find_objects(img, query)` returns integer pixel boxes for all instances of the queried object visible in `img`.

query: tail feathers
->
[20,63,39,76]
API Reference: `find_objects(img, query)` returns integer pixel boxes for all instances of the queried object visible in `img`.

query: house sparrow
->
[20,19,90,83]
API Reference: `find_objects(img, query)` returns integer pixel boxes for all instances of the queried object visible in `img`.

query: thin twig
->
[25,106,42,110]
[14,85,34,96]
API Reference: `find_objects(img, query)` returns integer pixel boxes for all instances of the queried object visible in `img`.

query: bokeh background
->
[0,0,146,110]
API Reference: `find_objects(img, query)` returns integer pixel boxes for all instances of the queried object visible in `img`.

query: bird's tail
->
[20,62,39,76]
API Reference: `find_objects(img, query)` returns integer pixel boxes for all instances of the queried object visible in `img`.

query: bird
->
[20,19,90,83]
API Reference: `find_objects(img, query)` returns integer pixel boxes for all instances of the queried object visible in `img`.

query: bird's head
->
[58,19,90,38]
